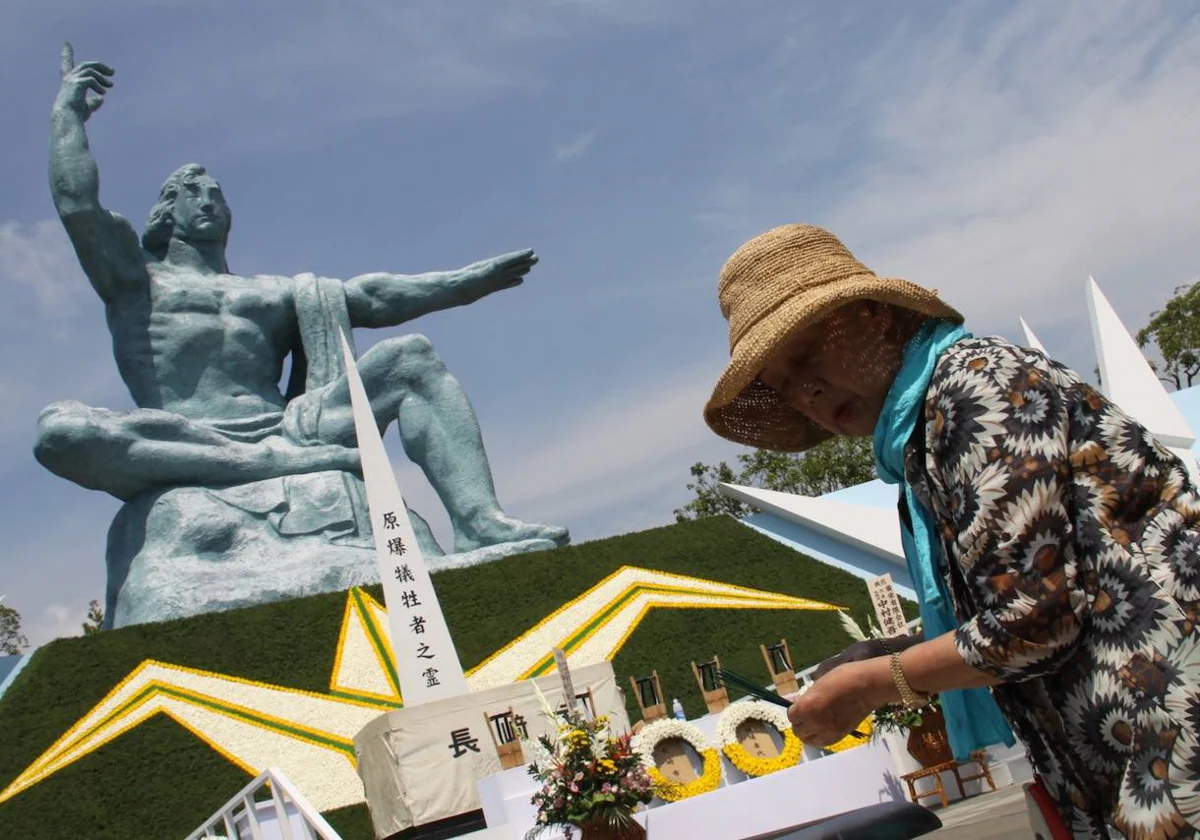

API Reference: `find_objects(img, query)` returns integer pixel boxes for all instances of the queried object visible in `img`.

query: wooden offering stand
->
[629,671,666,723]
[691,655,729,715]
[484,707,528,770]
[760,639,800,696]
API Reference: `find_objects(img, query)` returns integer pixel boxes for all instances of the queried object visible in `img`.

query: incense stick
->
[717,667,865,739]
[717,667,790,707]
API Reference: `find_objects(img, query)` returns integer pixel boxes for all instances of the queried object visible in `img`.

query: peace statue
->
[36,45,568,628]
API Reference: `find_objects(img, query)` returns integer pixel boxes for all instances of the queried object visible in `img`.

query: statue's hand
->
[457,249,538,299]
[54,43,113,120]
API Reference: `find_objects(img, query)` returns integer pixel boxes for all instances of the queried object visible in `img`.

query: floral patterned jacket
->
[905,336,1200,839]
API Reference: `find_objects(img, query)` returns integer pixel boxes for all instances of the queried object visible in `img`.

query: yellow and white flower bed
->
[631,719,722,801]
[6,569,837,816]
[0,659,385,812]
[466,566,839,690]
[330,588,401,704]
[715,701,803,778]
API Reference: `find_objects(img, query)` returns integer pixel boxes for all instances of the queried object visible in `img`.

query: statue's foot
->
[453,511,569,553]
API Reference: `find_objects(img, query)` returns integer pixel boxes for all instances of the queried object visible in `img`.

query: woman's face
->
[758,302,907,437]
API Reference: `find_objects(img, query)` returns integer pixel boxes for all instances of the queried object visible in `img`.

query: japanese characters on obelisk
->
[338,331,468,703]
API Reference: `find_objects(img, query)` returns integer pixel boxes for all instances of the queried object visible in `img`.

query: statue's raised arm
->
[49,43,147,304]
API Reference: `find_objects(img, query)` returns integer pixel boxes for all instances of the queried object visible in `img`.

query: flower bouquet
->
[870,694,942,737]
[525,689,658,839]
[871,694,950,767]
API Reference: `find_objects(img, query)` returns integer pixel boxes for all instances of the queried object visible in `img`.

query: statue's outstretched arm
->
[49,44,146,305]
[343,249,538,328]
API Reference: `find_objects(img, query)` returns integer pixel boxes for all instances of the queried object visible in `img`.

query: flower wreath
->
[630,719,722,802]
[715,701,803,777]
[825,715,874,753]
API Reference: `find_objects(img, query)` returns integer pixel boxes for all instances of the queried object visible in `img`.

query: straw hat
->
[703,224,962,452]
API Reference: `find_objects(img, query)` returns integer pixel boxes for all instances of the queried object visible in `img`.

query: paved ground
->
[924,785,1033,839]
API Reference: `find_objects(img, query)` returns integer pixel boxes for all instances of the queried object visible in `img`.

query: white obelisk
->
[338,330,468,704]
[1087,278,1200,483]
[1019,317,1048,354]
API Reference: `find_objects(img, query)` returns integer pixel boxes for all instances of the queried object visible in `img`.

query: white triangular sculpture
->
[720,483,905,566]
[1087,277,1196,449]
[1165,446,1200,485]
[1027,281,1200,483]
[1019,318,1047,354]
[338,330,468,704]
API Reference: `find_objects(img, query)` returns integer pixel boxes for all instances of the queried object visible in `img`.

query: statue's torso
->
[110,265,300,421]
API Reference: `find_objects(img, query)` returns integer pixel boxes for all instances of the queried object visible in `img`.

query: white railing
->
[186,767,343,840]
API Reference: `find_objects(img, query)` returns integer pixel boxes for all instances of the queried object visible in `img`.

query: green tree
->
[674,437,877,522]
[0,600,29,655]
[1138,282,1200,390]
[81,599,104,636]
[674,460,748,520]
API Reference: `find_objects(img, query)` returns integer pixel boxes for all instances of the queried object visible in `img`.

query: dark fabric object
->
[765,801,942,839]
[384,809,486,840]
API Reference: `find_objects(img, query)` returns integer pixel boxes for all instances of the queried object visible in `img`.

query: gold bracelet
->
[890,651,928,709]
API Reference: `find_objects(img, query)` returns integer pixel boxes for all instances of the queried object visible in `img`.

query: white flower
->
[529,681,560,727]
[838,611,870,642]
[525,737,554,773]
[632,719,723,801]
[630,718,714,767]
[713,701,792,748]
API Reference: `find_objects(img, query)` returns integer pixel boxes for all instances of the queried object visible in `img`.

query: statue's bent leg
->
[34,400,361,501]
[316,335,568,552]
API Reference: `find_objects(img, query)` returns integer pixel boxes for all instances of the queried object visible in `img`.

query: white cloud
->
[839,5,1200,329]
[0,220,88,315]
[0,220,123,474]
[703,2,1200,371]
[115,3,703,154]
[26,600,89,647]
[387,361,742,549]
[554,130,597,162]
[0,489,114,649]
[487,363,738,523]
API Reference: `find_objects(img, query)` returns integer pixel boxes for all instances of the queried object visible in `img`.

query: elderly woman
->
[703,224,1200,839]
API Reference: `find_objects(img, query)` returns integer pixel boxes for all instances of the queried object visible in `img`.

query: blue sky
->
[1,1,1199,645]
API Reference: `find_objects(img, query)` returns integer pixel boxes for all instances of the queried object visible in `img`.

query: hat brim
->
[704,276,962,452]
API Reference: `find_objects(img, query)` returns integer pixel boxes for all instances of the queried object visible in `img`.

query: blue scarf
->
[872,319,1015,761]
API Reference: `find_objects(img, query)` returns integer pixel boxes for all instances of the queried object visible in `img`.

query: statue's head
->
[142,164,232,262]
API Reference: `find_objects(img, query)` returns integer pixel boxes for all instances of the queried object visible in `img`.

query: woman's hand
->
[787,660,890,747]
[811,632,926,680]
[810,639,888,680]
